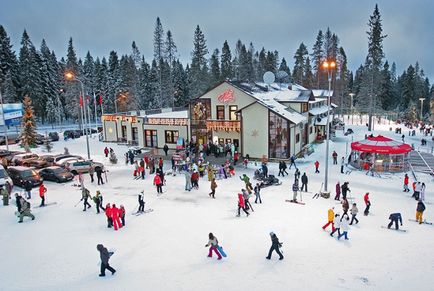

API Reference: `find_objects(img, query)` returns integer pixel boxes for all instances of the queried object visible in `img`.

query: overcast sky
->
[1,0,433,80]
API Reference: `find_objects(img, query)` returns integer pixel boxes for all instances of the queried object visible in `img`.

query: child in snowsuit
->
[185,171,192,191]
[119,205,126,226]
[39,183,47,207]
[205,233,222,260]
[388,213,402,230]
[266,232,284,260]
[349,203,359,225]
[416,200,426,224]
[105,204,113,228]
[97,244,116,276]
[322,207,335,231]
[334,182,341,200]
[364,193,371,216]
[237,193,249,217]
[111,204,122,231]
[292,180,299,202]
[403,174,410,192]
[338,214,350,240]
[330,214,341,237]
[138,192,145,212]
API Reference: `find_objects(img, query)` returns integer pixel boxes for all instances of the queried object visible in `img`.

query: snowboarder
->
[334,181,341,201]
[266,232,284,260]
[330,214,341,237]
[240,174,253,193]
[138,191,145,212]
[349,203,359,225]
[416,200,426,224]
[209,178,217,198]
[140,159,145,179]
[185,171,192,191]
[314,160,320,173]
[1,185,8,206]
[81,188,92,211]
[338,214,350,240]
[24,180,32,199]
[301,173,308,192]
[18,198,35,223]
[237,193,249,217]
[341,182,350,200]
[104,147,109,158]
[205,233,222,260]
[292,180,300,202]
[111,204,122,231]
[340,157,345,174]
[163,144,169,156]
[89,166,95,183]
[254,183,262,204]
[105,204,113,228]
[332,151,338,165]
[322,207,335,231]
[364,193,371,216]
[119,205,126,226]
[93,190,104,214]
[97,244,116,277]
[153,174,163,194]
[39,182,47,207]
[388,213,403,230]
[95,165,105,185]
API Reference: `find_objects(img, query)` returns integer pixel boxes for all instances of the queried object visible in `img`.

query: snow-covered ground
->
[0,121,433,291]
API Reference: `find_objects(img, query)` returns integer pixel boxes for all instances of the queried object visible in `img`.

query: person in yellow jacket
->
[322,207,335,232]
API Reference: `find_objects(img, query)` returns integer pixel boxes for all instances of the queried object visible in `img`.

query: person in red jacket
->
[119,205,126,226]
[403,174,410,192]
[105,204,113,228]
[111,204,122,231]
[191,171,200,189]
[158,157,164,171]
[334,181,341,201]
[39,182,47,207]
[363,193,371,216]
[153,174,163,194]
[314,161,320,173]
[237,193,249,217]
[234,151,239,165]
[104,147,109,158]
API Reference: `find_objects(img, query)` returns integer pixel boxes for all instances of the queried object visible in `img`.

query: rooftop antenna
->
[263,71,275,91]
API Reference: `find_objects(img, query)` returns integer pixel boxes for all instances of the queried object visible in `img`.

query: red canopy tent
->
[351,135,412,154]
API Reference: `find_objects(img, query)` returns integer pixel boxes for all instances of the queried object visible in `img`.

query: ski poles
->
[74,199,82,207]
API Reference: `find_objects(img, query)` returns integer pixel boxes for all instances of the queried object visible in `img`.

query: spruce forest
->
[0,5,433,125]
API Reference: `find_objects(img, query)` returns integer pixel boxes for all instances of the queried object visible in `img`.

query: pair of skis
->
[131,209,154,216]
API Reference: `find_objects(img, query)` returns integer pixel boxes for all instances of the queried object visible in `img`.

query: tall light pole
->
[323,60,336,193]
[419,98,425,120]
[65,72,91,160]
[0,89,9,151]
[349,93,355,125]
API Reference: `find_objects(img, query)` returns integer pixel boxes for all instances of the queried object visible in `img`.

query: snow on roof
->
[251,87,312,102]
[250,95,306,124]
[312,89,333,97]
[146,110,188,119]
[309,105,329,116]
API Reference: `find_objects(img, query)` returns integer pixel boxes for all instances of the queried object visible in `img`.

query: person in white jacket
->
[205,232,222,260]
[330,214,341,237]
[338,214,350,240]
[349,203,359,225]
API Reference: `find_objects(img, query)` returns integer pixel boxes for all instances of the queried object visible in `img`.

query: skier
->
[337,214,350,240]
[254,183,262,204]
[332,151,338,165]
[104,147,109,158]
[119,205,126,226]
[105,204,113,228]
[364,192,371,216]
[341,182,350,200]
[341,198,349,215]
[111,204,122,231]
[39,182,47,207]
[81,187,92,211]
[301,172,308,192]
[403,174,410,192]
[18,198,35,223]
[349,203,359,225]
[93,190,104,214]
[340,157,345,174]
[185,171,192,191]
[416,200,426,224]
[163,144,169,156]
[266,232,284,260]
[387,213,403,230]
[95,165,105,185]
[24,180,32,199]
[138,191,145,212]
[292,180,300,202]
[240,174,253,193]
[209,178,217,198]
[314,160,320,173]
[89,166,95,183]
[322,207,335,231]
[1,185,9,206]
[153,174,163,195]
[205,233,222,260]
[97,244,116,277]
[334,181,341,201]
[330,214,341,237]
[237,193,249,217]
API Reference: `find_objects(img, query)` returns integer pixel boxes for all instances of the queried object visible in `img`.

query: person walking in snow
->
[416,200,426,224]
[237,193,249,217]
[119,205,126,226]
[97,244,116,277]
[139,159,145,179]
[322,207,335,231]
[340,157,345,174]
[388,213,402,230]
[332,151,338,165]
[301,173,308,192]
[95,165,105,185]
[1,186,8,206]
[38,182,47,207]
[278,161,287,177]
[15,193,22,213]
[403,174,410,192]
[89,166,95,183]
[341,182,350,200]
[158,157,164,172]
[24,180,32,199]
[294,168,301,181]
[341,198,349,216]
[292,179,300,202]
[266,232,284,260]
[261,162,268,178]
[337,214,350,240]
[163,144,169,156]
[420,183,426,201]
[209,178,217,198]
[111,204,122,231]
[81,188,92,211]
[413,182,422,200]
[191,170,199,189]
[330,214,341,237]
[105,204,113,228]
[334,181,341,201]
[184,170,192,191]
[93,190,104,214]
[349,203,359,225]
[153,174,163,195]
[104,147,109,158]
[240,174,253,193]
[242,189,253,212]
[314,160,320,173]
[18,198,35,223]
[364,193,371,216]
[289,155,296,169]
[254,183,262,204]
[138,191,145,212]
[205,233,222,260]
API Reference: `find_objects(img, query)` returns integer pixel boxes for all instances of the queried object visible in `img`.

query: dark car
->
[63,130,81,139]
[39,166,74,183]
[35,134,45,145]
[7,166,43,188]
[48,132,60,141]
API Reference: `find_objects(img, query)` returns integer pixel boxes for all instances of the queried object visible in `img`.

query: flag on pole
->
[79,95,83,107]
[99,95,103,105]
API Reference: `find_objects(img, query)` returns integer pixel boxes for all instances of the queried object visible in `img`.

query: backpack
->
[26,201,31,209]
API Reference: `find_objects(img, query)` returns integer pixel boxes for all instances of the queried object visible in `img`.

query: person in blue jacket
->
[387,213,403,230]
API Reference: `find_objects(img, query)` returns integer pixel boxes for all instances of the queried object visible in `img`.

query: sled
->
[217,246,227,257]
[381,226,407,232]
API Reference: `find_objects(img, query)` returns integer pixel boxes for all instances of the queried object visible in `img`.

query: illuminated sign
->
[103,115,138,123]
[147,118,188,126]
[217,89,235,103]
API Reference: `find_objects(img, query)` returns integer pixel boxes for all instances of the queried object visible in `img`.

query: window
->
[229,105,238,120]
[145,130,157,147]
[302,103,308,112]
[216,106,225,120]
[310,126,313,134]
[165,130,179,144]
[268,110,289,159]
[296,133,300,143]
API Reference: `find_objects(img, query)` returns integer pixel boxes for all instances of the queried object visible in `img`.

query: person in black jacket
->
[416,201,426,224]
[15,193,22,212]
[388,213,403,230]
[95,165,105,185]
[266,232,284,260]
[301,173,308,192]
[97,244,116,277]
[24,180,32,199]
[341,182,350,200]
[139,159,145,179]
[138,191,145,212]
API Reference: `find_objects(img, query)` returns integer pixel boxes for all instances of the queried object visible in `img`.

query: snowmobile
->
[254,169,265,180]
[258,175,282,188]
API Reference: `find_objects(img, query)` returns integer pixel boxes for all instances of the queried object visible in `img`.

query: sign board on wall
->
[0,103,23,126]
[147,118,188,126]
[217,89,235,103]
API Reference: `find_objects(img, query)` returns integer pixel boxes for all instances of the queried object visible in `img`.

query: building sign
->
[217,89,235,103]
[147,118,188,126]
[0,103,23,126]
[206,120,240,132]
[103,115,138,123]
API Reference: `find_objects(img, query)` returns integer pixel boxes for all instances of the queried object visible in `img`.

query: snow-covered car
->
[54,154,83,166]
[39,166,74,183]
[64,160,103,175]
[11,153,46,168]
[0,165,13,187]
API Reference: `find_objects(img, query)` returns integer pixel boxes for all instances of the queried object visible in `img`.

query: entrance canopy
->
[351,135,412,154]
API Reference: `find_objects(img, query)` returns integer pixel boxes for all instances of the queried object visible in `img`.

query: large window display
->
[269,111,289,159]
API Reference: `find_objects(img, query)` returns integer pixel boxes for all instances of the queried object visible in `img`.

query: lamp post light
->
[419,98,425,120]
[349,93,355,125]
[65,72,91,160]
[322,60,336,193]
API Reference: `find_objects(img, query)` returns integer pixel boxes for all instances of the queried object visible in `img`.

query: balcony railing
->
[206,119,241,132]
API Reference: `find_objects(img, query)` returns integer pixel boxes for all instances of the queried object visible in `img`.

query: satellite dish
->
[263,71,275,85]
[317,117,322,122]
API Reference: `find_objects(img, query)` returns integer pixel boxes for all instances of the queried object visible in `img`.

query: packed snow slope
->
[0,121,433,291]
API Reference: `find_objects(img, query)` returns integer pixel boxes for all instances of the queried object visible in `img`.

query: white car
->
[64,160,104,175]
[55,157,83,167]
[0,165,13,187]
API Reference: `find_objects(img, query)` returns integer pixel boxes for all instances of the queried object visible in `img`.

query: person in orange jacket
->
[153,174,163,194]
[111,204,122,231]
[119,205,126,226]
[105,204,112,228]
[236,193,249,217]
[322,207,335,232]
[39,182,47,207]
[314,161,320,173]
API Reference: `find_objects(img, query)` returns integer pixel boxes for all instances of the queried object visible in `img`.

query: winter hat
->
[270,232,275,236]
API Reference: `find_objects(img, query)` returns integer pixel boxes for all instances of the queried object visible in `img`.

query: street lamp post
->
[65,72,91,160]
[419,98,425,120]
[0,89,9,151]
[323,60,336,193]
[349,93,355,125]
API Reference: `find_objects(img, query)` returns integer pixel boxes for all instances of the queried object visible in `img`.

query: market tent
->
[351,135,412,154]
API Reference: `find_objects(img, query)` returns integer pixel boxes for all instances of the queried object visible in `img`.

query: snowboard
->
[132,209,154,216]
[381,226,407,232]
[217,246,227,258]
[285,199,305,205]
[408,219,433,225]
[34,202,57,208]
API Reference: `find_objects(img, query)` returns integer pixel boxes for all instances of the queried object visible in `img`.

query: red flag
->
[99,95,103,105]
[79,95,83,107]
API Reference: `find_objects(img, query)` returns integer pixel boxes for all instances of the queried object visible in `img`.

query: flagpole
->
[80,95,85,135]
[93,92,98,132]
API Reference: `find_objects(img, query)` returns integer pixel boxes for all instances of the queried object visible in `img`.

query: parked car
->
[7,166,43,188]
[38,155,56,167]
[35,134,45,145]
[63,130,81,139]
[0,133,21,145]
[39,166,74,183]
[53,154,83,165]
[48,132,59,141]
[0,149,11,158]
[64,160,103,175]
[0,164,13,187]
[12,153,39,166]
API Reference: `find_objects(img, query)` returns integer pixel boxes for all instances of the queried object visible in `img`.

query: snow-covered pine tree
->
[0,25,19,101]
[304,57,314,89]
[220,40,232,80]
[247,43,255,82]
[238,44,250,81]
[293,43,308,85]
[172,60,189,107]
[20,95,37,149]
[64,37,81,121]
[210,49,220,85]
[430,86,434,123]
[137,57,151,109]
[311,30,324,89]
[189,25,209,98]
[257,48,267,81]
[131,41,141,69]
[278,58,291,83]
[164,30,177,67]
[94,57,109,114]
[107,51,121,112]
[148,60,161,109]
